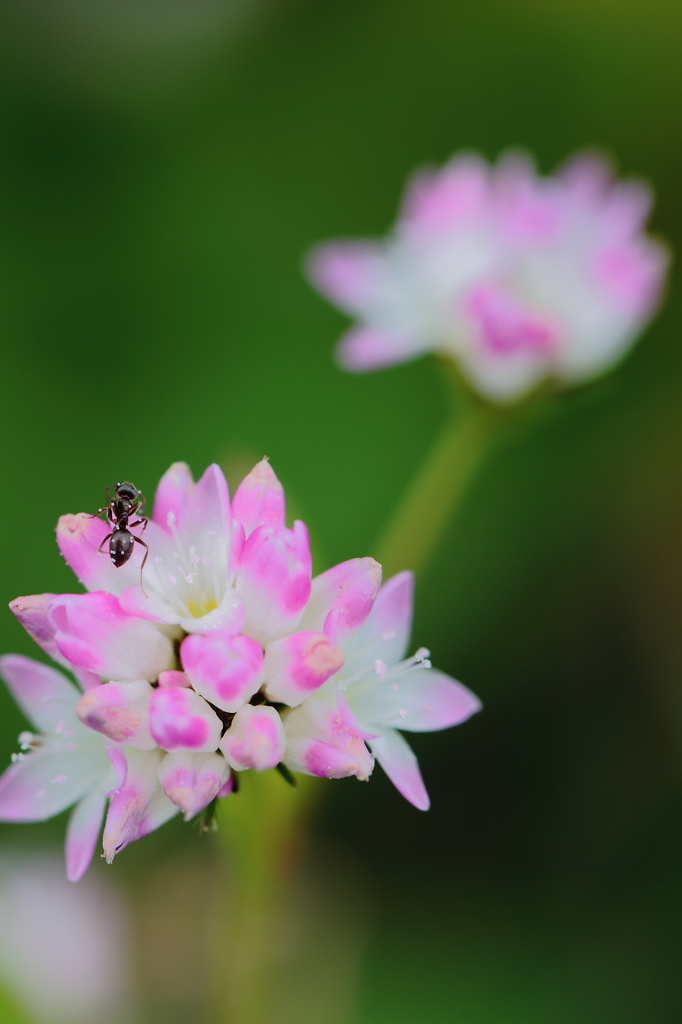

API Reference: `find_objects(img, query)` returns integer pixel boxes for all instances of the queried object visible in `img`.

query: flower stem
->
[211,770,320,1024]
[375,372,504,580]
[0,982,33,1024]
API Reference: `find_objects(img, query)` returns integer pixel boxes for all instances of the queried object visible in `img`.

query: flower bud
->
[76,681,155,749]
[158,751,229,820]
[264,631,343,707]
[220,704,286,772]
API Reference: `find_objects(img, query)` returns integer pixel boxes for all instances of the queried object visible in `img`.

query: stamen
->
[167,513,190,573]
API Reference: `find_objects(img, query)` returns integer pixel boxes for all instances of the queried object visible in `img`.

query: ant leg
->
[133,536,150,597]
[98,532,113,554]
[130,517,148,533]
[87,506,109,520]
[136,493,147,517]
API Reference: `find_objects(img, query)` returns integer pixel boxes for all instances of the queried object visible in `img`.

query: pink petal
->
[65,789,107,882]
[367,728,430,810]
[264,631,344,707]
[152,462,194,534]
[595,238,668,312]
[76,681,155,749]
[180,632,264,713]
[336,327,419,372]
[219,704,286,772]
[158,670,191,688]
[158,750,229,820]
[235,521,312,645]
[102,749,176,863]
[0,654,81,733]
[49,592,174,682]
[401,154,489,232]
[465,282,557,359]
[232,459,285,538]
[283,690,374,781]
[149,686,222,753]
[56,514,141,596]
[218,773,235,798]
[300,557,382,634]
[9,594,70,669]
[306,240,387,313]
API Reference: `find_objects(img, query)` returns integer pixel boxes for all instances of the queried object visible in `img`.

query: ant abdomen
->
[110,528,135,568]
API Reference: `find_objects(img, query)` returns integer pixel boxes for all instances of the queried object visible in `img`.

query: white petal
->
[348,668,481,732]
[65,789,107,882]
[367,728,430,810]
[338,571,414,680]
[0,655,81,734]
[0,751,104,822]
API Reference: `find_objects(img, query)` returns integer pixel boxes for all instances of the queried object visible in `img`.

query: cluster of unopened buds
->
[0,460,480,880]
[308,150,668,400]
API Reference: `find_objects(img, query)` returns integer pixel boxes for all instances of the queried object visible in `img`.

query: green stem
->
[0,980,34,1024]
[375,400,501,580]
[211,771,320,1024]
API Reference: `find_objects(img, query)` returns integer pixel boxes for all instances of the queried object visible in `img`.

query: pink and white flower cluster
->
[307,150,669,401]
[0,460,480,880]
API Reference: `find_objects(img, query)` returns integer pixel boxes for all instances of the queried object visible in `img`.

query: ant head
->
[116,482,138,500]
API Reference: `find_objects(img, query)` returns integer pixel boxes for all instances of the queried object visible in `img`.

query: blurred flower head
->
[0,460,480,877]
[307,150,669,402]
[0,852,133,1024]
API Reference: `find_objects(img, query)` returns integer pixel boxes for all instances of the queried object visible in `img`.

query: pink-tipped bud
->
[76,680,155,749]
[158,751,230,820]
[180,632,264,713]
[232,458,286,538]
[283,690,375,781]
[219,704,286,772]
[300,557,382,635]
[234,522,312,645]
[149,685,222,753]
[264,631,344,707]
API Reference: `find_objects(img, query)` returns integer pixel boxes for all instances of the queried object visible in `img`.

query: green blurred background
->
[1,0,682,1020]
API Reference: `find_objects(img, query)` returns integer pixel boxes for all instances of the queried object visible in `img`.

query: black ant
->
[89,482,149,592]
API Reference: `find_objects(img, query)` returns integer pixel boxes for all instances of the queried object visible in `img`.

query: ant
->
[89,482,149,592]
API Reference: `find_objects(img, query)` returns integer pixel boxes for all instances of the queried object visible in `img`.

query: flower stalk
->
[376,360,506,580]
[212,770,320,1024]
